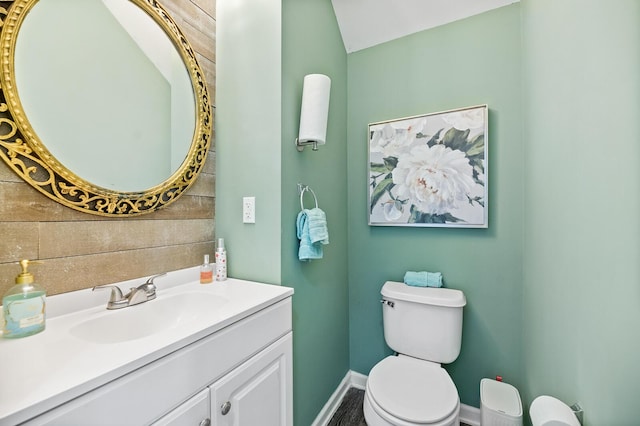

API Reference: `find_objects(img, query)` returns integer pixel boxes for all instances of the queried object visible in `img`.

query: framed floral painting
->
[368,105,488,228]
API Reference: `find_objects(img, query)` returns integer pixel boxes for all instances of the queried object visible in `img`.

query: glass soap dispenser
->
[2,259,46,338]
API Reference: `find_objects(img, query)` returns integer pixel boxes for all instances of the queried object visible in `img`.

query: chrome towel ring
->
[298,183,319,210]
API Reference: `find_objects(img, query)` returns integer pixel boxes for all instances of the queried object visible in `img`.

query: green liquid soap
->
[2,259,46,339]
[3,290,46,338]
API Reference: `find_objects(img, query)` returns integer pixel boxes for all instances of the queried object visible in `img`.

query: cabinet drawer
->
[152,389,210,426]
[24,298,292,426]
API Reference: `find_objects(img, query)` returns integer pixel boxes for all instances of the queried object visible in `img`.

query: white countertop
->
[0,267,293,425]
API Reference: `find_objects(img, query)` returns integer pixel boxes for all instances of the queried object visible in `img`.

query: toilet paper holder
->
[296,74,331,152]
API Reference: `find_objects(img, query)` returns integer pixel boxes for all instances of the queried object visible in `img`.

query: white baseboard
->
[460,403,481,426]
[310,371,355,426]
[312,370,481,426]
[349,370,367,390]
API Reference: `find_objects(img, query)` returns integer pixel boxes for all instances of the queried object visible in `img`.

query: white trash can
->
[480,378,523,426]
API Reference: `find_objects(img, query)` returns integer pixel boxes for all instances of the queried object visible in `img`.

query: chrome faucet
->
[93,273,167,310]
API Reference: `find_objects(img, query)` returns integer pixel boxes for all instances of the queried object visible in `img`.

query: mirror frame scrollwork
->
[0,0,212,216]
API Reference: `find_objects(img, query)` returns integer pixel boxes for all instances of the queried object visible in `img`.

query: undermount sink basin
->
[70,292,228,344]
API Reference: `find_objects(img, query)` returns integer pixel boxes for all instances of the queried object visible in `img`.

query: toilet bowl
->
[364,355,460,426]
[363,282,466,426]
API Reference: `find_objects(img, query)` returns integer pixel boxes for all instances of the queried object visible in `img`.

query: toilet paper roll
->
[298,74,331,145]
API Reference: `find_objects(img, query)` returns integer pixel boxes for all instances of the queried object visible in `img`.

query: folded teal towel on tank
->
[404,271,443,288]
[296,208,329,261]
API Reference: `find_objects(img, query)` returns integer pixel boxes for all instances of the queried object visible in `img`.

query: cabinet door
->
[210,333,292,426]
[152,389,210,426]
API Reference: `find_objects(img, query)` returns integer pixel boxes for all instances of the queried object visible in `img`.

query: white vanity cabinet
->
[18,296,293,426]
[210,333,292,426]
[154,333,293,426]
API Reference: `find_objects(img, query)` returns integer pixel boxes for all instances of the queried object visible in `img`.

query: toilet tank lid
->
[381,281,466,307]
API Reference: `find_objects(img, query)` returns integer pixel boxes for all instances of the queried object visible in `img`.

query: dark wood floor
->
[327,387,472,426]
[328,388,367,426]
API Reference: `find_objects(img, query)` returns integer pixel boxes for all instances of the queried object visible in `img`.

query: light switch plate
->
[243,197,255,223]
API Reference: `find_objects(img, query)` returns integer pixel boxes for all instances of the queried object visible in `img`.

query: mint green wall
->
[216,0,282,284]
[281,2,349,425]
[346,5,523,408]
[522,1,640,424]
[218,1,640,423]
[218,1,349,425]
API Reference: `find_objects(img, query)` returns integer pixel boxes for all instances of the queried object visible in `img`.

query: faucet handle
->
[93,285,128,309]
[144,272,167,286]
[92,284,123,302]
[138,272,166,300]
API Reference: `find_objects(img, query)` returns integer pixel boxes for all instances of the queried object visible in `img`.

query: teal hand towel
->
[404,271,443,288]
[307,207,329,244]
[297,210,323,261]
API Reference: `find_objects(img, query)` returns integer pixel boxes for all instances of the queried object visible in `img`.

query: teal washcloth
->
[404,271,443,288]
[307,207,329,244]
[296,209,328,261]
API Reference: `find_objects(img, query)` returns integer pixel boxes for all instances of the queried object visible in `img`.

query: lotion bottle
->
[200,254,213,284]
[3,260,46,338]
[215,238,227,281]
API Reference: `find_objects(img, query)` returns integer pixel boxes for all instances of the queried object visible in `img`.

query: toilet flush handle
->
[380,299,395,308]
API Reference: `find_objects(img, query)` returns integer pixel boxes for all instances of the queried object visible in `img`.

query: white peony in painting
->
[368,105,487,227]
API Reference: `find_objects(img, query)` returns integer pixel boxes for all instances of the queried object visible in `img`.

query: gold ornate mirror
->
[0,0,212,216]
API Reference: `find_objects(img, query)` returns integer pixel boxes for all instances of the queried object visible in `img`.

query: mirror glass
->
[0,0,211,216]
[14,0,195,192]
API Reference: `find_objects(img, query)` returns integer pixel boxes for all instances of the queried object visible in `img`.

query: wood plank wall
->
[0,0,217,296]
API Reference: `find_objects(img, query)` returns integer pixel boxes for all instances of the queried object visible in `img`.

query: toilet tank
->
[381,281,466,363]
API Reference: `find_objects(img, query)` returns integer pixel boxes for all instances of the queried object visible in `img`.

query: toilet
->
[363,281,466,426]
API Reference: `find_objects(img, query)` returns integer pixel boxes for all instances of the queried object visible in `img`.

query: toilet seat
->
[366,355,459,425]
